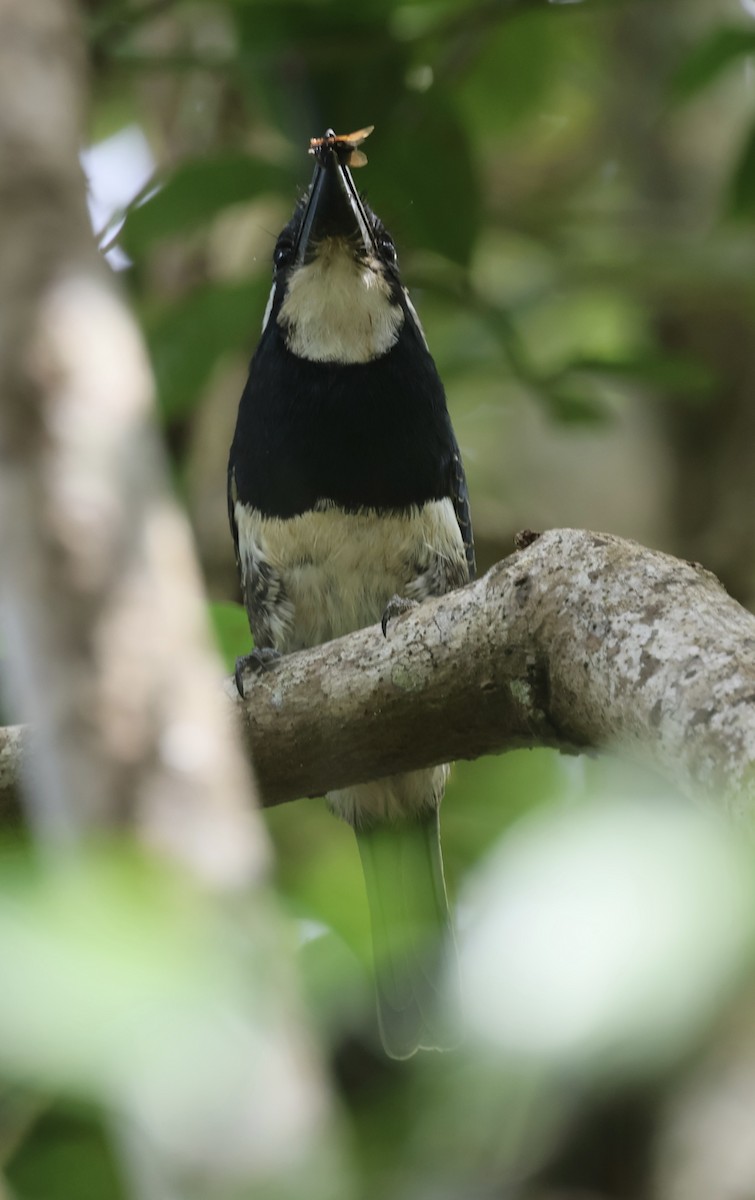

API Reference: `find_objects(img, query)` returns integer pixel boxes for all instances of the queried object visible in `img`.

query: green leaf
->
[120,155,293,255]
[231,2,406,143]
[671,27,755,102]
[209,602,252,672]
[145,278,270,420]
[368,99,482,266]
[0,852,222,1095]
[564,353,716,396]
[544,378,613,425]
[464,795,755,1075]
[453,8,567,137]
[7,1105,126,1200]
[0,847,339,1196]
[729,123,755,218]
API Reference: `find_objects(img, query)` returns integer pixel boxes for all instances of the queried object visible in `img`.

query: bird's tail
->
[355,808,460,1059]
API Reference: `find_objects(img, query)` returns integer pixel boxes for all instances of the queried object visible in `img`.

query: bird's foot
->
[234,648,282,696]
[381,594,419,638]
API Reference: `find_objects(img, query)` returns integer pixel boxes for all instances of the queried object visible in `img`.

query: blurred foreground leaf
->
[671,27,755,102]
[462,796,755,1077]
[0,846,342,1197]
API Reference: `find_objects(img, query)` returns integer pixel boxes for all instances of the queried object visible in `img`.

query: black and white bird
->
[228,127,475,1059]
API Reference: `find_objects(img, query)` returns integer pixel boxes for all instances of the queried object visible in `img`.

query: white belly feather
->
[234,498,465,653]
[234,497,465,824]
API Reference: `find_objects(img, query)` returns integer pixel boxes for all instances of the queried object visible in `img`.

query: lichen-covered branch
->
[5,530,755,818]
[225,528,755,817]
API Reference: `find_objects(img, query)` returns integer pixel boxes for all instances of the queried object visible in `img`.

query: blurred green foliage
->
[7,0,755,1196]
[120,157,293,254]
[671,25,755,100]
[103,0,755,537]
[729,123,755,216]
[209,599,253,669]
[7,1104,125,1200]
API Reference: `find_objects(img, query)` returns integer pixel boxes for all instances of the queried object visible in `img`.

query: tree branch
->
[221,528,755,814]
[5,529,754,815]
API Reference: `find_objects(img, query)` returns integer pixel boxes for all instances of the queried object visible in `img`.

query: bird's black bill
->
[295,135,376,264]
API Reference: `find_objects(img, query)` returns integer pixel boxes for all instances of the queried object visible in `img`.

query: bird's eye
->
[379,237,397,265]
[274,242,293,269]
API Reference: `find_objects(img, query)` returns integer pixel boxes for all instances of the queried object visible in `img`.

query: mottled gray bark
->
[5,529,755,817]
[222,528,755,815]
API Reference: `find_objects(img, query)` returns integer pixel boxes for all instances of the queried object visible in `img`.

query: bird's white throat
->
[277,239,403,364]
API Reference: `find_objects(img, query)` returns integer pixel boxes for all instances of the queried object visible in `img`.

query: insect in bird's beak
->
[294,126,377,266]
[308,124,375,169]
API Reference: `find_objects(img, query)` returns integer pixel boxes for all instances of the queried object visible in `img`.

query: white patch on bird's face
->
[277,239,404,363]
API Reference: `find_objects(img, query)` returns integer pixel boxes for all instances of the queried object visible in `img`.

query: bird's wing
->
[450,443,476,582]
